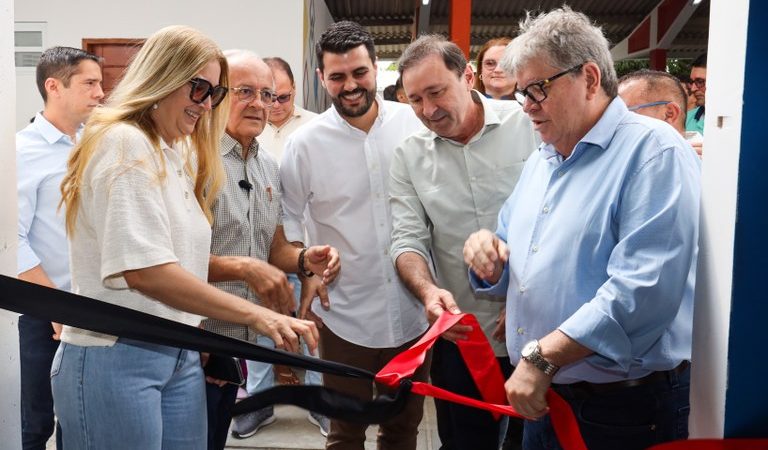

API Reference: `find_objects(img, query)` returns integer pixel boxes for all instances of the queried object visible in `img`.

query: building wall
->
[1,0,21,445]
[14,0,334,131]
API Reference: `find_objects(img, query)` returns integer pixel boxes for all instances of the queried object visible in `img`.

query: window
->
[15,22,46,70]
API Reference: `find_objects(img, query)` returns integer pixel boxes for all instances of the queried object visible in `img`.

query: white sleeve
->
[279,135,310,243]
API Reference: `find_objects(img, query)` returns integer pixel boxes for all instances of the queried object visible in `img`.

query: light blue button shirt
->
[471,98,700,384]
[16,112,76,291]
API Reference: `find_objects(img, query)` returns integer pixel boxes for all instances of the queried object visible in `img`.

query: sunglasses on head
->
[188,78,228,108]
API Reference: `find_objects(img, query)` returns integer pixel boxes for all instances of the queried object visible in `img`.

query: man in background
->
[16,46,103,450]
[618,69,702,156]
[686,53,707,135]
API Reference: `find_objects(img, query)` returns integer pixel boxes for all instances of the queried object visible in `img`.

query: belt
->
[558,361,690,395]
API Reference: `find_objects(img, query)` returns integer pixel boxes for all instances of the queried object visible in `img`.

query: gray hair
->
[223,49,261,65]
[398,34,466,79]
[500,6,618,98]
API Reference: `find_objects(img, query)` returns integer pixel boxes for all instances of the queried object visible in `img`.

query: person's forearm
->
[267,226,302,273]
[18,264,57,288]
[539,329,594,367]
[126,262,264,326]
[395,251,437,304]
[208,254,251,283]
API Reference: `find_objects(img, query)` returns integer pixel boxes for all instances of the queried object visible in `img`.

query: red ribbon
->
[375,312,587,450]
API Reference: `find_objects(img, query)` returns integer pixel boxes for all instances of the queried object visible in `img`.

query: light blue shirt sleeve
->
[16,150,42,273]
[559,145,700,371]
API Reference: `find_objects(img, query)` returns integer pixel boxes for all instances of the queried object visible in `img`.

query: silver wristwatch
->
[521,339,559,376]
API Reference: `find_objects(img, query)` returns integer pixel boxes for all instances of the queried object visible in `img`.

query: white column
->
[689,0,749,438]
[0,0,21,446]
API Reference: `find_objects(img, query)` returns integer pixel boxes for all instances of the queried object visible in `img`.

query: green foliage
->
[614,59,649,78]
[614,58,693,79]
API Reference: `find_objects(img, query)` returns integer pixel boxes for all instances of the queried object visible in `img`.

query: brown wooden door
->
[82,38,145,99]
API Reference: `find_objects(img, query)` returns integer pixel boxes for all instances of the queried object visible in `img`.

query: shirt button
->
[516,327,525,335]
[542,206,550,213]
[177,170,182,177]
[184,191,189,199]
[519,285,526,293]
[557,170,564,177]
[470,176,477,182]
[387,277,392,283]
[532,245,539,253]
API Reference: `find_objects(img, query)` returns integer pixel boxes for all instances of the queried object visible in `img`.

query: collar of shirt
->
[221,133,259,160]
[537,96,627,166]
[428,90,501,146]
[267,105,306,132]
[33,112,80,145]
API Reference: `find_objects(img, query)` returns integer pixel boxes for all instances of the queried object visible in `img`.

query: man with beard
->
[686,53,706,135]
[280,21,429,449]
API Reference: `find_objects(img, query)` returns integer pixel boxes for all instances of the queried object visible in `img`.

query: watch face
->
[521,340,538,358]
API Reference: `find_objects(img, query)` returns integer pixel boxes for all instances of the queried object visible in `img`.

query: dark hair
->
[395,76,403,90]
[398,34,467,79]
[315,21,376,72]
[473,37,512,92]
[692,52,707,69]
[382,84,397,101]
[618,69,688,129]
[264,56,295,86]
[36,46,101,103]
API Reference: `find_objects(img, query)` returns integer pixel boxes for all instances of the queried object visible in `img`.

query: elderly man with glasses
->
[202,50,339,449]
[257,55,329,436]
[463,7,700,450]
[618,69,703,156]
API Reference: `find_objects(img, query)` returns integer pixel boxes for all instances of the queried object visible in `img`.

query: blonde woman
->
[53,25,318,449]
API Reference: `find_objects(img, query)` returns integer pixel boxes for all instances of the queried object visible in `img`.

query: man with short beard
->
[280,21,429,450]
[686,53,707,135]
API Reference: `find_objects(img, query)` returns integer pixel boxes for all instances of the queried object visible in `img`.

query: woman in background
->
[474,37,515,100]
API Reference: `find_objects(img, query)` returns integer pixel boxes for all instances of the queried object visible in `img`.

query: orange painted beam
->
[449,0,472,58]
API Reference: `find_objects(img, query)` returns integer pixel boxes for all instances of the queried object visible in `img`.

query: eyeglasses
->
[513,63,584,107]
[230,86,277,107]
[628,101,671,111]
[188,78,228,108]
[272,92,293,104]
[482,59,499,70]
[690,78,706,89]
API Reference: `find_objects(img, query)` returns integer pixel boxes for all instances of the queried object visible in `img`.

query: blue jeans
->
[288,273,321,386]
[245,334,275,395]
[51,339,207,450]
[524,365,691,450]
[18,314,62,450]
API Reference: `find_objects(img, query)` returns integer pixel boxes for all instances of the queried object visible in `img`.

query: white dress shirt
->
[280,98,428,348]
[259,105,317,163]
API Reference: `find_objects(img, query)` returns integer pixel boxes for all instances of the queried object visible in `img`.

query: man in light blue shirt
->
[463,8,700,450]
[16,46,103,450]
